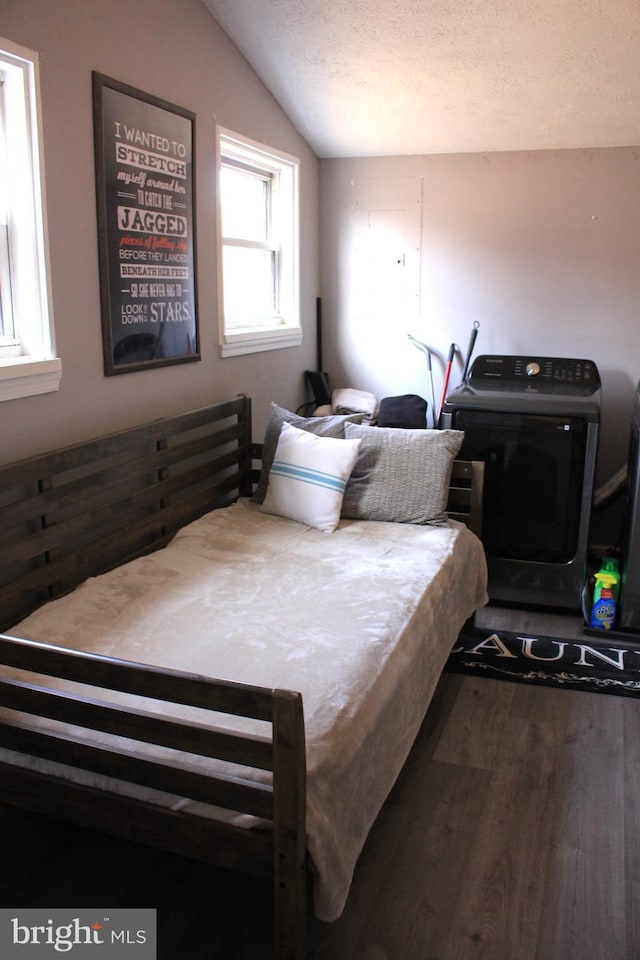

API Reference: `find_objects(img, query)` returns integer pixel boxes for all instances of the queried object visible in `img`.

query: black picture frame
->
[92,72,200,375]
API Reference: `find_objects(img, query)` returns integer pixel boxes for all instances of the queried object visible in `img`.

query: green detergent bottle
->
[589,558,620,630]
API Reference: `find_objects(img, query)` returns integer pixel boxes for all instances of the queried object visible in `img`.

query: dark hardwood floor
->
[2,606,638,959]
[0,804,274,959]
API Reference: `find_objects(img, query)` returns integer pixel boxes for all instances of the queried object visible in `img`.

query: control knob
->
[525,361,541,377]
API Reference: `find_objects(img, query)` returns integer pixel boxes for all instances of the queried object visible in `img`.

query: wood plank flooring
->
[2,607,638,959]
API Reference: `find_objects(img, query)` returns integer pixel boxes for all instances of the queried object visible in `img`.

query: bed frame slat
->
[0,720,274,819]
[0,677,273,769]
[0,634,275,720]
[0,760,274,876]
[2,443,243,569]
[0,420,244,533]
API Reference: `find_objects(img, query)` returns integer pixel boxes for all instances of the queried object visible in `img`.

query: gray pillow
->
[341,423,464,524]
[252,402,365,504]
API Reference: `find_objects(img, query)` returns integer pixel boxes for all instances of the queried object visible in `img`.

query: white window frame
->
[217,126,301,357]
[0,36,60,402]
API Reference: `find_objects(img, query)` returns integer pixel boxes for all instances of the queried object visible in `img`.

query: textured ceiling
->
[203,0,640,158]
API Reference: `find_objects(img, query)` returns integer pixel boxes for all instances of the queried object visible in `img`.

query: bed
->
[0,395,487,959]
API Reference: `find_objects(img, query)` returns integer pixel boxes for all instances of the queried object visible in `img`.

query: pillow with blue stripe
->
[260,421,361,532]
[252,402,365,505]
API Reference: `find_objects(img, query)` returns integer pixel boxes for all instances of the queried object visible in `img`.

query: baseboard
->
[583,622,640,648]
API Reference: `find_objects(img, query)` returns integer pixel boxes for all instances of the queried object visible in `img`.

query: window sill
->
[0,356,62,401]
[220,327,302,358]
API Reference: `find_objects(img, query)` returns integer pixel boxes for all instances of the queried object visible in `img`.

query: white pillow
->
[260,422,361,533]
[252,402,364,504]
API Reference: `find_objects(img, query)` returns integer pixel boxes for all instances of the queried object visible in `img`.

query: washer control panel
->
[468,355,600,387]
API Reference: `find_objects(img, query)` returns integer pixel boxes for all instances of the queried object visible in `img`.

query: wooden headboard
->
[0,396,483,632]
[0,396,252,631]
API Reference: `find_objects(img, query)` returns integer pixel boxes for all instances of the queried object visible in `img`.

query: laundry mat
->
[445,626,640,698]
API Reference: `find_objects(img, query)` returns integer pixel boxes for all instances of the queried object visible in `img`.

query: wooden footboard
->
[0,633,307,960]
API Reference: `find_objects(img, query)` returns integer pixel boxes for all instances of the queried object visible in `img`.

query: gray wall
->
[320,148,640,494]
[3,0,638,549]
[0,0,320,462]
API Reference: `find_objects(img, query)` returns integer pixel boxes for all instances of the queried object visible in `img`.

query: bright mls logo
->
[0,909,156,958]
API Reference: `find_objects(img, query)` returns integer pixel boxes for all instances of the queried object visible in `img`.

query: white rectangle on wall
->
[350,176,422,328]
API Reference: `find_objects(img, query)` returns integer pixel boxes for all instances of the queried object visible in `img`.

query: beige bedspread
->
[4,499,487,921]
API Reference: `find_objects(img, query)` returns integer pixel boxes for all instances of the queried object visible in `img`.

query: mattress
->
[3,498,487,920]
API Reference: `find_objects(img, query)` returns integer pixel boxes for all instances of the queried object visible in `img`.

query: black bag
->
[377,394,428,429]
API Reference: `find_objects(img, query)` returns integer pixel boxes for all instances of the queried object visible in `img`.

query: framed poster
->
[93,72,200,375]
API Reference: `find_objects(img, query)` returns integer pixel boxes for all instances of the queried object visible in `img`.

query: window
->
[217,127,300,357]
[0,37,60,401]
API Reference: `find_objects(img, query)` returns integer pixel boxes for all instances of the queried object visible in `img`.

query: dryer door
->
[453,409,588,563]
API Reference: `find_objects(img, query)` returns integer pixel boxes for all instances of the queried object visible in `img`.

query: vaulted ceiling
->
[203,0,640,158]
